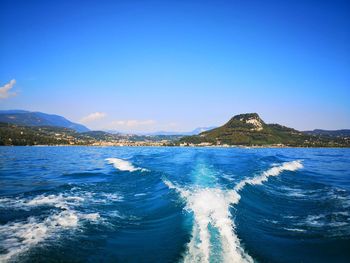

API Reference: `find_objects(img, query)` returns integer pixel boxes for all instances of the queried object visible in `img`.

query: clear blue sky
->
[0,0,349,132]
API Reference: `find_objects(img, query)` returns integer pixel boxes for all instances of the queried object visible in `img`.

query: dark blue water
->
[0,147,349,263]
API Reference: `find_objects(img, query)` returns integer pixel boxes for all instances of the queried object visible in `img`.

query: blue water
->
[0,147,349,263]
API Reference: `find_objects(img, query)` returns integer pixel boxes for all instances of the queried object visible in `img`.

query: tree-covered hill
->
[0,123,181,146]
[0,110,89,132]
[180,113,350,147]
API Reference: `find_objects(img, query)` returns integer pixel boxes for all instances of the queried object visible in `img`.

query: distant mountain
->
[303,129,350,137]
[104,130,122,135]
[142,127,217,136]
[0,110,29,114]
[180,113,350,147]
[144,131,184,135]
[0,110,89,132]
[189,127,217,135]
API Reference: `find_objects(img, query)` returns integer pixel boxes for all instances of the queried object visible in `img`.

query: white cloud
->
[0,79,17,99]
[109,119,156,129]
[80,112,107,123]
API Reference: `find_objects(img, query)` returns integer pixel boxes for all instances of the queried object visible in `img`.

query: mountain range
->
[303,129,350,137]
[0,110,214,136]
[0,110,349,147]
[0,110,89,132]
[138,127,217,136]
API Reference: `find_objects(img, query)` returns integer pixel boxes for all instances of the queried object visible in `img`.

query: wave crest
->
[235,160,303,191]
[106,158,148,172]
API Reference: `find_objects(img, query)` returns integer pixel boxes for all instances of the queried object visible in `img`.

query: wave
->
[278,186,307,197]
[0,209,100,262]
[0,191,123,211]
[27,194,84,209]
[106,158,148,172]
[0,194,82,211]
[234,160,303,191]
[303,214,350,228]
[164,160,303,263]
[0,191,107,262]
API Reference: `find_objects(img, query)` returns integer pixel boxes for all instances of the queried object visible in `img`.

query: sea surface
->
[0,146,349,263]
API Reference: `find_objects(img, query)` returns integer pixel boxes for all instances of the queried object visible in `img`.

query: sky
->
[0,0,349,132]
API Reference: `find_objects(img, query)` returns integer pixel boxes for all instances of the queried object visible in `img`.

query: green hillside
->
[0,123,181,146]
[0,110,89,132]
[180,113,350,147]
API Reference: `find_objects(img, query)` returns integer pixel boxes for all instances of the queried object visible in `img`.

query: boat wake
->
[164,160,303,263]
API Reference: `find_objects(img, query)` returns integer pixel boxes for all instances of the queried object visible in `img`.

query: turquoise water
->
[0,146,349,262]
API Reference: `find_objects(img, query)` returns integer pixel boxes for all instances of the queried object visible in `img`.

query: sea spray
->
[106,158,148,172]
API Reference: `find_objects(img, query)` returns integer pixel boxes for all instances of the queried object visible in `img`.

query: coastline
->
[1,144,349,149]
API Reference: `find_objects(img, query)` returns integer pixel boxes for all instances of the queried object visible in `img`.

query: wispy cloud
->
[109,119,156,129]
[80,112,107,123]
[0,79,17,99]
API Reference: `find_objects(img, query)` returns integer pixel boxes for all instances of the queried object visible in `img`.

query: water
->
[0,146,349,263]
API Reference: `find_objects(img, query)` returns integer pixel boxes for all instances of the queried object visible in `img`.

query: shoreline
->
[1,144,349,149]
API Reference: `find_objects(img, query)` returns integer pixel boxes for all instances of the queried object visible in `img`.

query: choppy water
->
[0,146,349,263]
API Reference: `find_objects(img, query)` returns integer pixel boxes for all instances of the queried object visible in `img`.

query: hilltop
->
[180,113,350,147]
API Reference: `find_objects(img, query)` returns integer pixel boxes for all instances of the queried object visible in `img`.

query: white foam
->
[81,213,100,221]
[99,193,123,202]
[134,193,147,197]
[304,215,324,227]
[283,228,305,232]
[0,194,86,212]
[279,186,306,197]
[235,160,303,191]
[302,213,349,228]
[164,160,303,263]
[165,181,248,263]
[26,194,84,209]
[106,158,148,172]
[0,210,99,262]
[0,192,104,262]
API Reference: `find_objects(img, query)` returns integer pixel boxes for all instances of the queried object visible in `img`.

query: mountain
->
[189,127,217,135]
[140,127,217,136]
[180,113,350,147]
[0,123,81,146]
[0,110,89,132]
[303,129,350,137]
